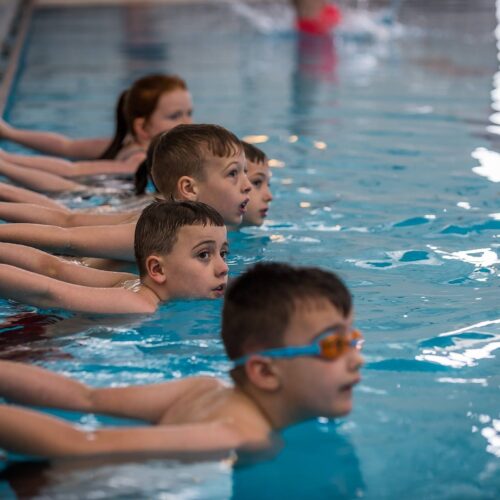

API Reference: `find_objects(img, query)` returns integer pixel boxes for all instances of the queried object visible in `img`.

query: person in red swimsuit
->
[293,1,342,35]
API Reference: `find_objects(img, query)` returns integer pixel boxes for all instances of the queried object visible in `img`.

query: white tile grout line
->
[0,1,33,117]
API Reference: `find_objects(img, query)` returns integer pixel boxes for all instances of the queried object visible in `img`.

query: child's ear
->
[177,176,199,201]
[132,117,149,143]
[245,357,281,391]
[145,255,167,284]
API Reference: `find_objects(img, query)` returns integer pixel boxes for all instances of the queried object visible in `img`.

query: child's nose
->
[241,175,252,194]
[264,186,273,202]
[216,257,229,277]
[349,349,364,371]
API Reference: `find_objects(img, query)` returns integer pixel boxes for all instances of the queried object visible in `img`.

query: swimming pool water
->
[0,0,499,498]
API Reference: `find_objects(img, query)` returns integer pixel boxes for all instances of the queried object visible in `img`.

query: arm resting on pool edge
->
[0,118,110,158]
[0,404,244,459]
[0,361,221,424]
[0,263,154,314]
[0,202,138,226]
[0,243,135,287]
[0,148,143,177]
[0,222,136,261]
[0,158,83,192]
[0,182,67,209]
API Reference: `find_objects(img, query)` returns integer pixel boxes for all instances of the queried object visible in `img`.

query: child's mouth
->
[212,283,226,297]
[239,199,249,214]
[340,378,361,393]
[259,208,268,218]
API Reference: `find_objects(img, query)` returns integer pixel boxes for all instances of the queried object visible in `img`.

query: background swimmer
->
[241,141,273,227]
[293,1,342,35]
[0,74,192,180]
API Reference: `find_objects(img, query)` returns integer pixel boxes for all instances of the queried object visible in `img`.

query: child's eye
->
[228,169,238,178]
[252,179,263,189]
[197,251,210,261]
[187,110,193,117]
[168,111,182,120]
[220,249,229,260]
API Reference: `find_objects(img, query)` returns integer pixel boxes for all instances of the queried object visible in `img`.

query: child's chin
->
[242,216,263,227]
[328,400,353,418]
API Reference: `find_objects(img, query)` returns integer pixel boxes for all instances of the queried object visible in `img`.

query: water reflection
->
[416,319,500,369]
[289,33,337,140]
[0,423,363,499]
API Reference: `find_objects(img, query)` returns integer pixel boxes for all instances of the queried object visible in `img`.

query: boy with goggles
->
[233,328,363,366]
[0,263,363,459]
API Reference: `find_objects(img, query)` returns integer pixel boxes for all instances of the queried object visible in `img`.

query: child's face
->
[278,298,364,419]
[196,150,252,226]
[242,159,273,226]
[162,223,229,299]
[144,89,193,139]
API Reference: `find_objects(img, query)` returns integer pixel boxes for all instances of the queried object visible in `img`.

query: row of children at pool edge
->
[0,73,364,460]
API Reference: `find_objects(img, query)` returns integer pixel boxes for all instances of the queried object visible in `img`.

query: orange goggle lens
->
[319,329,363,360]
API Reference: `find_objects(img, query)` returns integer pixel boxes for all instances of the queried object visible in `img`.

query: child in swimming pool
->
[0,73,193,185]
[0,124,252,261]
[0,262,364,459]
[0,200,228,314]
[241,141,273,227]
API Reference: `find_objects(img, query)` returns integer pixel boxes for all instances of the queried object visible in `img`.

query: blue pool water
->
[0,0,499,498]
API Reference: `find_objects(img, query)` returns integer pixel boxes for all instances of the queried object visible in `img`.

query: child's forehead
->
[203,148,245,168]
[247,158,269,174]
[284,298,352,343]
[175,223,226,242]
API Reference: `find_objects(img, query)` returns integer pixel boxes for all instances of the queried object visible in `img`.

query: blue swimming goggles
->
[233,328,363,367]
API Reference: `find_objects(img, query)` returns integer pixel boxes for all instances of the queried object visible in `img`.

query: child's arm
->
[0,149,142,178]
[0,263,152,313]
[0,243,136,287]
[0,182,66,209]
[0,202,137,226]
[0,404,243,459]
[0,118,109,158]
[0,158,83,192]
[0,222,136,261]
[0,361,219,423]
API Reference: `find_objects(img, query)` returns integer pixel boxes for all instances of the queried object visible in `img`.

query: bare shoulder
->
[185,376,227,393]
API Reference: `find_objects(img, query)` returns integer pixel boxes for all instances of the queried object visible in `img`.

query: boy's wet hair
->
[242,141,267,165]
[100,74,187,160]
[150,124,243,199]
[222,262,352,382]
[134,200,225,276]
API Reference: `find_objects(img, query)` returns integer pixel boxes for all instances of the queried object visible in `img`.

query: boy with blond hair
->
[0,201,228,314]
[0,262,363,458]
